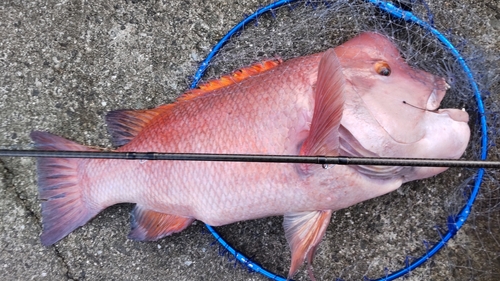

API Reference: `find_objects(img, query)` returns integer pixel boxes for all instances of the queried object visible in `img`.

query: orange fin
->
[283,210,332,280]
[30,131,102,246]
[105,59,281,146]
[299,49,345,174]
[105,105,173,147]
[128,205,194,241]
[180,58,282,101]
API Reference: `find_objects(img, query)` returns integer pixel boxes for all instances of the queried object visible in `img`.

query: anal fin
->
[283,210,332,280]
[128,205,194,241]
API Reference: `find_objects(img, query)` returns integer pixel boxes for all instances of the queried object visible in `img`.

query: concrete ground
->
[0,0,499,280]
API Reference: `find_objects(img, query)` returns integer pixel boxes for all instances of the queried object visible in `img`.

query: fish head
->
[335,32,470,178]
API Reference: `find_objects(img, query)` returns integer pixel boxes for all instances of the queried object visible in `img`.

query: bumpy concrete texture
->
[0,0,498,280]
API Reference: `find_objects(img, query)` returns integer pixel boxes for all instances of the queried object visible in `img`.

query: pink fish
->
[31,32,470,279]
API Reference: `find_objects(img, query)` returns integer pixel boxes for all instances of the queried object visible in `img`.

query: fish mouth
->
[426,81,450,111]
[427,80,468,123]
[437,108,469,122]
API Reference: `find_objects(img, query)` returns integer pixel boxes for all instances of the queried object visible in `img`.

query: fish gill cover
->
[0,0,498,280]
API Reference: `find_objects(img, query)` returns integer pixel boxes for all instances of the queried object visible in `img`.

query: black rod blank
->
[0,149,497,168]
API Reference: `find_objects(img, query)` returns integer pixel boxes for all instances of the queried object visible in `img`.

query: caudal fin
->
[30,131,102,246]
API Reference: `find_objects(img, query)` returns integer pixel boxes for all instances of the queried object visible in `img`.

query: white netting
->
[199,1,499,280]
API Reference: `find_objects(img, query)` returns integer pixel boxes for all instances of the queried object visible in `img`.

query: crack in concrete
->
[0,159,41,223]
[0,159,75,279]
[52,245,78,281]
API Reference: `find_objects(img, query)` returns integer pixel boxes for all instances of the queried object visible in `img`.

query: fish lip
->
[426,81,450,111]
[437,108,470,122]
[426,89,440,110]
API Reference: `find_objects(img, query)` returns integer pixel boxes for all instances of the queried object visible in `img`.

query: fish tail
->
[30,131,102,246]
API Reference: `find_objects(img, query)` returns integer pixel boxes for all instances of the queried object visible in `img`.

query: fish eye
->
[374,61,391,76]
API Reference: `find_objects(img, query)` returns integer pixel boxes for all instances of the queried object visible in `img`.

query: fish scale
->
[82,56,319,221]
[30,32,469,279]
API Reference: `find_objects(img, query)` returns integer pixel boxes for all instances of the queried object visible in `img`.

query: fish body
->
[31,32,470,278]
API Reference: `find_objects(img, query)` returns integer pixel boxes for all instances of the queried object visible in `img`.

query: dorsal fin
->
[179,58,282,101]
[106,59,281,147]
[105,105,173,147]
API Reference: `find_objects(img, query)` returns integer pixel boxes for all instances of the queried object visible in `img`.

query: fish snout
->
[438,108,469,123]
[426,77,450,110]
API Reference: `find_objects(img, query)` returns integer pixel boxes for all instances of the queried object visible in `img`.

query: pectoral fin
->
[299,49,345,174]
[283,210,332,279]
[128,205,194,241]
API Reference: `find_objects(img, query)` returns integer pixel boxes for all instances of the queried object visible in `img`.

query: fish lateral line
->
[0,149,497,168]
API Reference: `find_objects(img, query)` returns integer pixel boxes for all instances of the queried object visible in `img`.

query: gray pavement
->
[0,0,499,280]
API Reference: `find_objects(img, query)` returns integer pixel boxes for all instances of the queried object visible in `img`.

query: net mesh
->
[197,1,500,280]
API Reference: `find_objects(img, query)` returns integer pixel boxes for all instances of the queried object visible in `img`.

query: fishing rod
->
[0,149,497,168]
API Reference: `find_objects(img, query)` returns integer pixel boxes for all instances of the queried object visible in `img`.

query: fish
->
[30,32,470,279]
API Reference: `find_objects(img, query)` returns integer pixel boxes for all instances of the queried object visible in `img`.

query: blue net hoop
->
[190,1,488,280]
